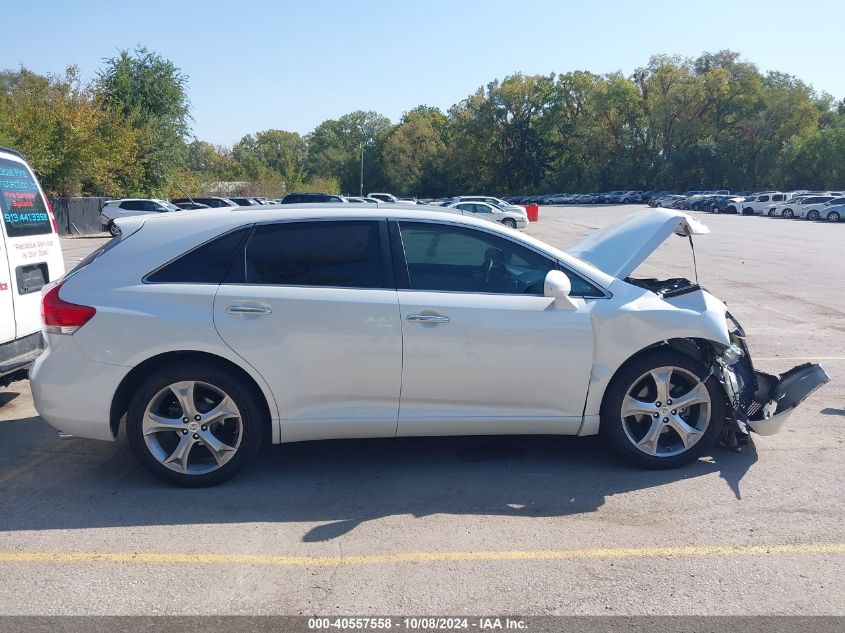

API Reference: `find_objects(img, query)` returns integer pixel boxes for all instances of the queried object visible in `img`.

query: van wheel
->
[600,350,724,469]
[107,221,121,237]
[126,362,265,487]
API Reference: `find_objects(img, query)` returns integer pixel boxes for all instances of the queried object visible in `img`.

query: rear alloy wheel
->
[501,218,517,229]
[107,221,121,237]
[828,211,841,223]
[127,363,264,486]
[783,209,794,219]
[600,350,724,469]
[767,209,776,217]
[807,210,820,221]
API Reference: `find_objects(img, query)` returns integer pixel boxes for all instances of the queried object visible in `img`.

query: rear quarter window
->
[0,157,52,237]
[145,227,251,284]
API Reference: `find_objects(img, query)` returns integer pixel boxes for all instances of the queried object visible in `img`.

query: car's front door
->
[213,219,402,442]
[393,220,596,437]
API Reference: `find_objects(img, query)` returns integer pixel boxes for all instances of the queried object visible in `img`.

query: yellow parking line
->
[0,543,842,567]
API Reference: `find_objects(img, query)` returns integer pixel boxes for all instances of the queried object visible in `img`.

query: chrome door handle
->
[406,314,450,323]
[227,304,272,315]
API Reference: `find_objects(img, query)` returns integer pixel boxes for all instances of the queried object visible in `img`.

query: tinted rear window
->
[242,221,386,288]
[0,157,51,237]
[146,227,250,284]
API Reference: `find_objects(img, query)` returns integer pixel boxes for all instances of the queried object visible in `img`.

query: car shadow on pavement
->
[0,416,757,541]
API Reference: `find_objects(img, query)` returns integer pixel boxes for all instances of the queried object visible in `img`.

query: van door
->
[0,233,14,345]
[0,154,65,339]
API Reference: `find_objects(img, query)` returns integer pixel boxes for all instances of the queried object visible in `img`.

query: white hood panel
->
[567,209,710,278]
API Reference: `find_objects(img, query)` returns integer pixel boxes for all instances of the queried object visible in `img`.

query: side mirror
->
[544,270,577,310]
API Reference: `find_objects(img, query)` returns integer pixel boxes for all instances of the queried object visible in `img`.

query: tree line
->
[1,47,843,198]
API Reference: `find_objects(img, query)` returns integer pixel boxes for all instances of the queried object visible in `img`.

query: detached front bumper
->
[715,315,830,437]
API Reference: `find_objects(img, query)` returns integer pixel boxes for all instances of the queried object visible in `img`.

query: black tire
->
[828,211,841,223]
[783,209,794,219]
[743,207,753,215]
[126,361,265,487]
[599,349,725,469]
[107,221,121,237]
[501,218,517,229]
[767,209,776,217]
[807,210,820,221]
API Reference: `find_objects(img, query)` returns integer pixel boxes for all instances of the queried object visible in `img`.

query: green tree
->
[307,110,392,194]
[96,47,191,196]
[0,66,140,196]
[383,106,449,194]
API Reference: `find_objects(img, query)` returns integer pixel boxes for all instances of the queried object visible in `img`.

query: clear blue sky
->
[3,0,842,146]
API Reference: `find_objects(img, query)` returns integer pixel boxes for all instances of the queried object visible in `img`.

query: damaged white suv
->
[30,206,828,486]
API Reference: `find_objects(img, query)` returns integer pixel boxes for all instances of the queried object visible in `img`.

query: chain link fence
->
[49,197,108,235]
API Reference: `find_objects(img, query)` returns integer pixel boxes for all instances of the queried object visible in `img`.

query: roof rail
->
[0,146,26,160]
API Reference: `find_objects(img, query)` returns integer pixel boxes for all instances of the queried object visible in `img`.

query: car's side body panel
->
[396,291,594,436]
[578,284,731,434]
[212,285,403,442]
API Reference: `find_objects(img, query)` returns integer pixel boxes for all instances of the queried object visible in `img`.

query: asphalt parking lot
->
[0,205,842,616]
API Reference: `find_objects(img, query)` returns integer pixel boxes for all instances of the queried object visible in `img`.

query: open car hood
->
[567,209,710,278]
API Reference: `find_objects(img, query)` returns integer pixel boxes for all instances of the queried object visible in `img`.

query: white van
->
[0,147,65,386]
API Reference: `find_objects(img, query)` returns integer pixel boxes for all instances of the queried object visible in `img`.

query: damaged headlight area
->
[714,312,830,448]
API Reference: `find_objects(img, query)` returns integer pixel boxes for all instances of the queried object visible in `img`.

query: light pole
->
[359,145,364,197]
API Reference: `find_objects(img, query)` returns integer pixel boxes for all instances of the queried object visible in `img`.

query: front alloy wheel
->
[807,210,820,221]
[828,211,841,223]
[127,363,264,486]
[620,367,710,458]
[600,350,724,468]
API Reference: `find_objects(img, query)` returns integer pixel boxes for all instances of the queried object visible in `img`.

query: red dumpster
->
[524,204,539,222]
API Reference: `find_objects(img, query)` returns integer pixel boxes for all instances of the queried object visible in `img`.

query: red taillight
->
[42,283,96,334]
[45,198,59,233]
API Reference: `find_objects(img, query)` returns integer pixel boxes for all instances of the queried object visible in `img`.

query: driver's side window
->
[398,221,556,295]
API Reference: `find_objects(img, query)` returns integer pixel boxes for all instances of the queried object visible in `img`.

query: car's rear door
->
[0,229,14,346]
[213,219,402,442]
[393,219,596,437]
[0,154,64,339]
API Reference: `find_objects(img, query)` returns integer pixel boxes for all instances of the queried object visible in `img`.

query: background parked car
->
[280,193,345,204]
[100,199,181,236]
[449,196,527,213]
[742,192,789,215]
[172,196,237,208]
[771,194,842,218]
[820,203,845,222]
[228,197,262,206]
[173,201,211,210]
[448,201,528,229]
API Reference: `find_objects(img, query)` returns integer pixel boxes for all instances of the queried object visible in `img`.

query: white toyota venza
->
[30,205,828,486]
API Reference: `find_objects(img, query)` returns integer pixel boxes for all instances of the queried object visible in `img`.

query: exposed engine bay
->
[626,276,701,298]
